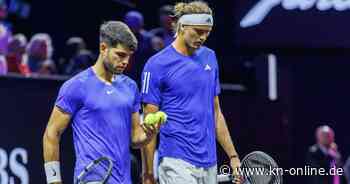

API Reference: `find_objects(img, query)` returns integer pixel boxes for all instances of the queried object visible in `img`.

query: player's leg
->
[203,164,217,184]
[158,157,198,184]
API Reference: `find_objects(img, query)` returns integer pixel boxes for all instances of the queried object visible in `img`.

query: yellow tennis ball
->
[155,111,167,124]
[144,113,159,125]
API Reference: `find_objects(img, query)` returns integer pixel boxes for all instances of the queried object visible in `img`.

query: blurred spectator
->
[57,36,84,74]
[61,37,95,76]
[344,157,350,184]
[0,54,6,75]
[0,2,12,55]
[27,33,56,75]
[306,125,344,184]
[149,5,175,51]
[123,10,155,87]
[6,33,30,75]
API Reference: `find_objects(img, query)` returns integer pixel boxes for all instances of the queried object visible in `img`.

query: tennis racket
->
[217,151,283,184]
[75,156,113,184]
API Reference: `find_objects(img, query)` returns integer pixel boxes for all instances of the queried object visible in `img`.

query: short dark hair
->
[99,21,138,51]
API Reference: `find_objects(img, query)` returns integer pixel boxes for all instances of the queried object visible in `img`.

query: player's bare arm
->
[141,104,159,184]
[43,106,71,184]
[214,96,239,158]
[214,96,242,183]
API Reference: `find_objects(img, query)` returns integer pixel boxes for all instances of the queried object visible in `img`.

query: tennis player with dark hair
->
[43,21,162,184]
[141,1,241,184]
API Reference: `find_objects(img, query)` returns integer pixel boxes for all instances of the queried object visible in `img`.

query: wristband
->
[44,161,62,183]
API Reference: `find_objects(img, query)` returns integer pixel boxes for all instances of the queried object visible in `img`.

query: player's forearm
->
[43,129,61,162]
[216,111,239,158]
[43,130,63,184]
[141,136,157,174]
[43,107,70,184]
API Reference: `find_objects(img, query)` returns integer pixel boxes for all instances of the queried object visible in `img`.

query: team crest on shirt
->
[204,64,212,71]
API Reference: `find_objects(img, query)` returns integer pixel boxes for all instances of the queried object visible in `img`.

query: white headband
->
[178,14,214,26]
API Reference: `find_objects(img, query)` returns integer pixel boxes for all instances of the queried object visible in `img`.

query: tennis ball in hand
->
[144,111,168,125]
[144,113,159,126]
[155,111,167,124]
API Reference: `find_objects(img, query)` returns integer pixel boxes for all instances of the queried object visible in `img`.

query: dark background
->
[233,0,350,49]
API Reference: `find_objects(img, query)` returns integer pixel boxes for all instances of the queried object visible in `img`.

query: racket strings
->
[242,152,282,184]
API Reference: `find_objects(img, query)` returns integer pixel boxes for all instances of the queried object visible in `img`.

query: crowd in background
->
[0,2,174,86]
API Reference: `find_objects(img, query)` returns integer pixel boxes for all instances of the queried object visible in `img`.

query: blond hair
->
[173,1,213,36]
